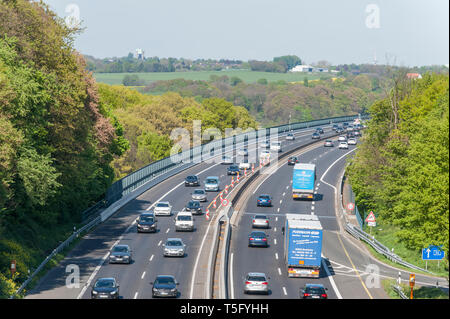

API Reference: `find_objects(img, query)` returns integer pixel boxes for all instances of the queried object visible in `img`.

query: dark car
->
[287,156,299,165]
[91,277,119,299]
[257,194,272,207]
[353,130,361,137]
[300,284,328,299]
[312,132,320,139]
[151,275,179,298]
[227,164,240,175]
[185,200,202,215]
[336,127,344,134]
[332,124,339,131]
[315,127,324,134]
[185,175,199,186]
[248,231,269,247]
[343,122,349,128]
[347,131,356,139]
[136,212,158,233]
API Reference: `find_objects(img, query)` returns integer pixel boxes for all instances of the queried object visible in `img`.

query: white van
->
[174,211,195,232]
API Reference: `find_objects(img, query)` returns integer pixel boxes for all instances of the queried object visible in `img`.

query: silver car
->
[286,133,295,140]
[192,189,207,202]
[348,138,357,145]
[163,238,186,257]
[109,244,132,264]
[238,148,248,156]
[338,135,347,142]
[339,142,349,149]
[244,272,270,295]
[252,215,270,228]
[154,201,172,216]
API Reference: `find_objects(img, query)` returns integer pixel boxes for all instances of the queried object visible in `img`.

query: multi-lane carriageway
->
[26,126,447,300]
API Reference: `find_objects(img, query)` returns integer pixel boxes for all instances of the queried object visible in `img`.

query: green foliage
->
[347,73,449,264]
[273,55,302,71]
[122,74,145,86]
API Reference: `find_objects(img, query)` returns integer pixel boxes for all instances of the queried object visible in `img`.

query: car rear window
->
[113,246,128,253]
[157,203,169,207]
[139,216,154,222]
[194,190,204,194]
[247,276,266,281]
[254,215,267,219]
[305,286,325,294]
[206,179,217,184]
[167,240,183,246]
[177,215,192,221]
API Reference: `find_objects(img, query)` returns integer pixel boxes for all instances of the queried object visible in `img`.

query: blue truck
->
[284,214,323,278]
[292,163,316,200]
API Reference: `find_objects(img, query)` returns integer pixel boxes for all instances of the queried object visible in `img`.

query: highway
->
[26,125,338,299]
[26,123,447,300]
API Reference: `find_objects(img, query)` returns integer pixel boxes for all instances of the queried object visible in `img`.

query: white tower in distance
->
[135,48,145,60]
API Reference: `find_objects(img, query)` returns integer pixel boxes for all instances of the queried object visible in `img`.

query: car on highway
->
[270,141,282,152]
[259,150,271,164]
[286,133,295,140]
[184,175,199,187]
[163,238,186,257]
[260,140,270,148]
[332,124,339,131]
[227,164,240,175]
[338,141,349,149]
[346,125,354,132]
[300,284,328,299]
[343,122,349,128]
[185,200,202,215]
[174,211,194,232]
[243,272,270,295]
[256,195,272,207]
[353,130,361,137]
[154,201,172,216]
[238,148,249,156]
[239,161,251,170]
[192,189,207,202]
[252,215,270,228]
[287,156,299,165]
[348,138,357,145]
[336,127,344,134]
[151,275,179,298]
[315,127,324,134]
[136,212,158,233]
[324,140,334,147]
[204,176,220,191]
[221,155,233,164]
[91,277,120,299]
[248,231,269,247]
[109,244,132,264]
[338,135,347,142]
[311,132,320,139]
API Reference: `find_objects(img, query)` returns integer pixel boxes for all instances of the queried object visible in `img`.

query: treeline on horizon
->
[346,72,449,262]
[86,52,448,75]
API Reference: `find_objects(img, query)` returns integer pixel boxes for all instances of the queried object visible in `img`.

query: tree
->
[273,55,302,71]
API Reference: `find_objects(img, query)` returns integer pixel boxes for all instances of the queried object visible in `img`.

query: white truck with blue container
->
[284,214,323,278]
[292,163,316,200]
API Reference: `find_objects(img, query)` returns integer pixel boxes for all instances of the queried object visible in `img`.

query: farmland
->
[93,70,333,85]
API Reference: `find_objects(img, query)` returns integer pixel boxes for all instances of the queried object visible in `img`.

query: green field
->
[93,70,333,85]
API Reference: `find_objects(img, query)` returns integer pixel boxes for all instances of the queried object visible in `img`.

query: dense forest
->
[0,0,256,297]
[346,72,449,262]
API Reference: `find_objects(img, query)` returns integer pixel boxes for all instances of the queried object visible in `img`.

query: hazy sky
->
[43,0,449,66]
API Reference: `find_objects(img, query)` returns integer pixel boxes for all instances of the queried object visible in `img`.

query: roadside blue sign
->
[422,245,445,261]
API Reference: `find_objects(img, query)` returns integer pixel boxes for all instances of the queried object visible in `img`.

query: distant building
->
[406,73,422,79]
[135,48,145,60]
[290,65,313,72]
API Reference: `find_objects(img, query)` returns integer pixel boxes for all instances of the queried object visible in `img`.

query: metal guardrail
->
[14,215,102,296]
[345,223,431,273]
[15,114,364,297]
[391,285,408,299]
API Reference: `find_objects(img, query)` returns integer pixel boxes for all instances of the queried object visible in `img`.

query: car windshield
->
[157,203,169,207]
[188,201,199,207]
[305,286,325,294]
[139,215,154,222]
[206,179,217,184]
[155,277,175,285]
[187,176,196,180]
[247,276,266,282]
[178,216,192,221]
[166,240,183,246]
[230,166,238,169]
[326,140,332,143]
[194,190,204,194]
[95,280,115,288]
[113,246,128,253]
